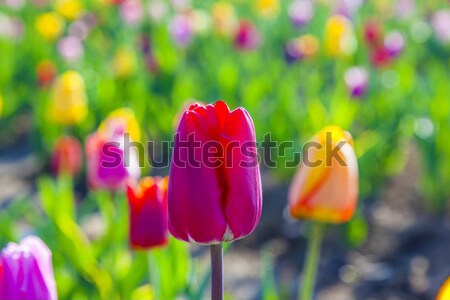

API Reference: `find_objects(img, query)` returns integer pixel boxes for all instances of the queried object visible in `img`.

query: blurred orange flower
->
[35,12,64,41]
[288,126,359,223]
[49,71,88,125]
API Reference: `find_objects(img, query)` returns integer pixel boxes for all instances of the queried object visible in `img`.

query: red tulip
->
[168,101,262,244]
[127,177,168,250]
[36,60,57,88]
[51,135,82,177]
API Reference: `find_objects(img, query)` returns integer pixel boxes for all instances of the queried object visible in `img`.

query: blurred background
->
[1,0,450,299]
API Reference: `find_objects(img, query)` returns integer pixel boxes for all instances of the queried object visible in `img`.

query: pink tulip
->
[0,236,57,300]
[234,20,261,51]
[127,177,168,250]
[168,101,262,244]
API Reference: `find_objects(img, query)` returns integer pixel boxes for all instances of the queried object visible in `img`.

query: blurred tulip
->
[324,15,357,57]
[120,0,144,26]
[256,0,279,19]
[127,177,168,249]
[169,14,193,46]
[288,126,359,223]
[69,13,96,40]
[288,0,314,27]
[54,0,84,20]
[0,94,3,117]
[168,101,262,244]
[113,47,137,78]
[364,19,383,49]
[437,277,450,300]
[187,9,211,35]
[212,1,238,37]
[51,135,82,177]
[0,14,23,41]
[370,47,391,68]
[3,0,25,10]
[86,129,140,192]
[0,236,57,300]
[99,107,142,143]
[384,31,405,58]
[147,0,168,23]
[284,34,319,63]
[333,0,362,17]
[234,20,261,51]
[394,0,415,19]
[431,9,450,44]
[35,12,64,41]
[344,66,368,98]
[36,60,57,88]
[58,36,84,62]
[49,71,88,125]
[171,0,191,11]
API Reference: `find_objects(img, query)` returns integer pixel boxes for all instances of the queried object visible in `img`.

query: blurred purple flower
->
[288,0,313,27]
[234,20,261,51]
[58,36,84,61]
[284,39,302,63]
[334,0,362,18]
[69,13,96,40]
[432,9,450,44]
[384,31,405,58]
[169,14,193,46]
[395,0,415,19]
[344,66,368,98]
[120,0,144,26]
[147,0,168,23]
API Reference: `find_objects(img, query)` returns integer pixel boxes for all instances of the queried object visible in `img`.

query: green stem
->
[147,251,161,299]
[210,243,223,300]
[300,222,326,300]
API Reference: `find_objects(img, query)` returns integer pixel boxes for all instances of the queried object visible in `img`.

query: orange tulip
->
[437,277,450,300]
[288,126,359,223]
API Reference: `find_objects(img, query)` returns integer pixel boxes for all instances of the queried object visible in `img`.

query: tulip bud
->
[49,71,88,125]
[288,126,359,224]
[344,66,368,98]
[35,12,64,41]
[234,20,261,51]
[127,177,168,249]
[36,60,57,88]
[437,277,450,300]
[0,236,57,300]
[51,135,82,177]
[324,15,357,57]
[168,101,262,244]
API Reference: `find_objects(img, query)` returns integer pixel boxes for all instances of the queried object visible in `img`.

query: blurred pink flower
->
[0,14,24,41]
[147,0,168,23]
[384,31,405,58]
[395,0,415,19]
[234,20,261,51]
[58,36,84,61]
[2,0,25,10]
[69,13,96,40]
[288,0,313,27]
[344,66,368,98]
[169,14,193,46]
[432,9,450,44]
[334,0,362,17]
[120,0,144,26]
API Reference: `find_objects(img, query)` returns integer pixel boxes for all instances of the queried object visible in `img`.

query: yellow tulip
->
[212,1,238,37]
[437,277,450,300]
[255,0,279,19]
[49,71,88,125]
[113,47,137,78]
[55,0,84,20]
[288,126,359,223]
[324,15,357,57]
[99,108,141,143]
[35,12,64,41]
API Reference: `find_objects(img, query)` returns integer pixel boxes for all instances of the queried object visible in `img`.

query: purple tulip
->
[168,101,262,244]
[169,14,193,46]
[384,31,405,58]
[432,9,450,44]
[344,66,368,98]
[288,0,314,27]
[0,236,57,300]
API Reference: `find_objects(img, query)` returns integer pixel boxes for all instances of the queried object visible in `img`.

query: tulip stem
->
[300,222,326,300]
[147,251,161,299]
[210,243,223,300]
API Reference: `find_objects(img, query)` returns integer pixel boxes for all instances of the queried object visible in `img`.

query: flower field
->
[1,0,450,299]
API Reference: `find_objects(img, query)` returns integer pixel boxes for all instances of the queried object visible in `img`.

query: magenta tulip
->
[168,101,262,244]
[127,177,169,250]
[0,236,57,300]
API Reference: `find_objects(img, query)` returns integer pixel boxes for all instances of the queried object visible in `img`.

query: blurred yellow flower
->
[0,94,3,117]
[256,0,279,19]
[324,15,357,57]
[55,0,84,20]
[130,284,154,300]
[35,12,64,41]
[99,108,141,143]
[297,34,320,58]
[49,71,88,125]
[212,1,238,37]
[113,47,137,78]
[437,277,450,300]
